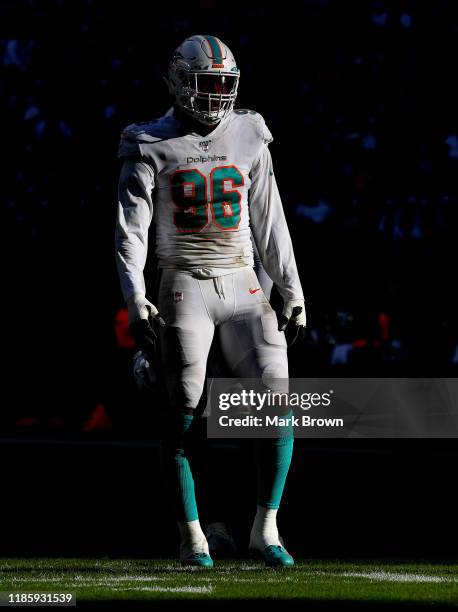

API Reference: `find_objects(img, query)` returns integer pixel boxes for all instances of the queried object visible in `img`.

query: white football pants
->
[158,266,288,409]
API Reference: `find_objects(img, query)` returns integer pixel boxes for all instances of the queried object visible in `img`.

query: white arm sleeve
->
[249,145,304,302]
[115,160,155,301]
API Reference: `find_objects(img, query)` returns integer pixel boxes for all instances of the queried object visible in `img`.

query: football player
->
[115,35,306,567]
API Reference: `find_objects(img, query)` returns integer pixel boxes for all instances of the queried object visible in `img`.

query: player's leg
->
[219,267,294,567]
[158,269,215,567]
[250,426,294,567]
[192,337,239,558]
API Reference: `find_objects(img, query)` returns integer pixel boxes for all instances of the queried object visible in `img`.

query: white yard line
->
[329,570,456,583]
[120,586,213,593]
[104,585,213,593]
[3,568,457,588]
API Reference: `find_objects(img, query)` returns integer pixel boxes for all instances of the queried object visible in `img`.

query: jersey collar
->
[171,107,231,142]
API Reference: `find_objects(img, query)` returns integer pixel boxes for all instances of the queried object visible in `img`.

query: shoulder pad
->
[118,114,180,160]
[118,120,164,160]
[120,120,163,145]
[232,109,273,144]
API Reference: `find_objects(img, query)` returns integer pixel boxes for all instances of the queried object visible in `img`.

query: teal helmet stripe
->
[204,35,223,66]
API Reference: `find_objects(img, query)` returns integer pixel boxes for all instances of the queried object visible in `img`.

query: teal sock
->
[255,413,294,509]
[160,413,198,522]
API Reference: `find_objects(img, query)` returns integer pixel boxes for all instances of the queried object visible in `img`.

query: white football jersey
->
[116,108,304,303]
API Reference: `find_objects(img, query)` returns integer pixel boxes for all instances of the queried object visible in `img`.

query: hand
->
[127,293,162,326]
[127,293,165,354]
[278,299,306,346]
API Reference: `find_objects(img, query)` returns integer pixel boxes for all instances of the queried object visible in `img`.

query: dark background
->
[1,0,457,557]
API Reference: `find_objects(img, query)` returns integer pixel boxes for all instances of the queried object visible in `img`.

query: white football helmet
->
[167,34,240,125]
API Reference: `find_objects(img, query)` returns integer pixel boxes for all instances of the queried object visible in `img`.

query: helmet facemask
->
[170,67,239,125]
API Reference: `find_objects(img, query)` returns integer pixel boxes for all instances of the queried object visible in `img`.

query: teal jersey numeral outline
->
[170,166,244,233]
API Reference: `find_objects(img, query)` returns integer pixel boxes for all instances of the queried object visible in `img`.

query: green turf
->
[0,558,456,606]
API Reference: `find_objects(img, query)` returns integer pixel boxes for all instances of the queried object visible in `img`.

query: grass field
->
[0,558,456,609]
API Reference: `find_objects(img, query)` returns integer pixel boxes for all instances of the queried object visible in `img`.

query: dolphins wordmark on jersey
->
[118,109,273,270]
